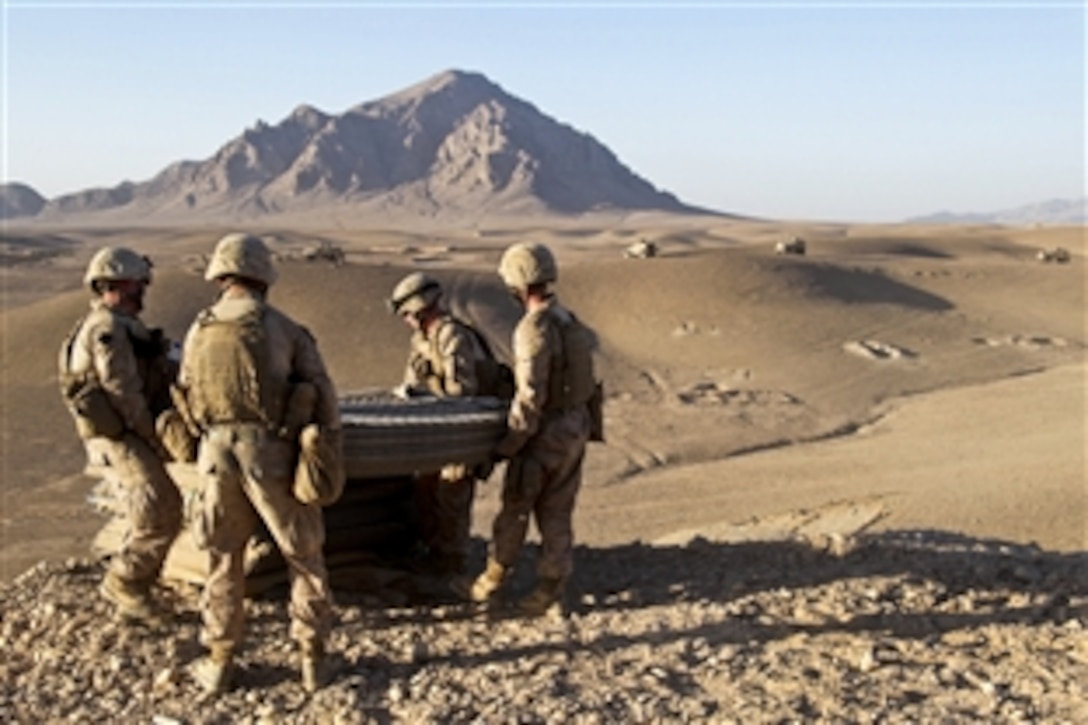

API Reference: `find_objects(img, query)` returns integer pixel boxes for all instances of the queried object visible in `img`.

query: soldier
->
[464,243,599,616]
[388,272,507,581]
[58,246,181,626]
[178,233,340,694]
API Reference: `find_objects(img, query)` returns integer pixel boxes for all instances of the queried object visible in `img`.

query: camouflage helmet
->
[83,246,153,291]
[498,242,558,290]
[388,272,442,316]
[204,233,277,286]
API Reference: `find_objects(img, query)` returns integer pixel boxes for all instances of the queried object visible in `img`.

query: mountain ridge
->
[9,69,703,226]
[905,197,1086,226]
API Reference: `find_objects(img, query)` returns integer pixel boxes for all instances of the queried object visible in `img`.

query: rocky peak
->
[33,69,697,223]
[0,182,47,219]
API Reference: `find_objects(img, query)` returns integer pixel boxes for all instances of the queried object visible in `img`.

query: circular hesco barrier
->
[338,393,509,478]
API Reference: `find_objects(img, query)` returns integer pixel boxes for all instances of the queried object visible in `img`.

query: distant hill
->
[28,69,707,227]
[0,183,46,219]
[906,198,1087,226]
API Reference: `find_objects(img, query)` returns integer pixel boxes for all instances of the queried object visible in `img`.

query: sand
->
[1,218,1084,580]
[0,218,1084,719]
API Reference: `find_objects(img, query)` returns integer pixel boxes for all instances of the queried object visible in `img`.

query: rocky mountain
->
[906,197,1087,226]
[32,70,699,226]
[0,182,46,219]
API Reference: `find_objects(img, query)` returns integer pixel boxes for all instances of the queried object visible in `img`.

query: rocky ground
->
[1,531,1085,724]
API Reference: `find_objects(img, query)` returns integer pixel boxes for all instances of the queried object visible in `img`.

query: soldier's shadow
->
[324,528,1084,681]
[460,528,1086,636]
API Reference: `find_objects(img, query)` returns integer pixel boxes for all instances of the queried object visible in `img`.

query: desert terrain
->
[1,217,1085,721]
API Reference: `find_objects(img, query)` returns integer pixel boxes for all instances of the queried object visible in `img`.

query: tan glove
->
[439,463,469,482]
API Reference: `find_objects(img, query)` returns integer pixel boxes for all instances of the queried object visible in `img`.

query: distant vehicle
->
[1036,247,1071,263]
[301,240,346,266]
[623,240,658,259]
[775,237,806,255]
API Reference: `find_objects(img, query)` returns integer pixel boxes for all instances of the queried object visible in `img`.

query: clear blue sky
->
[1,1,1084,222]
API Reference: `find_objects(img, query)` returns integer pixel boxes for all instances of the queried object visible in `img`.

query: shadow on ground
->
[353,528,1085,639]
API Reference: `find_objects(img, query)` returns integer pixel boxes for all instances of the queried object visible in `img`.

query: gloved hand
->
[409,354,433,381]
[439,463,469,482]
[392,383,416,400]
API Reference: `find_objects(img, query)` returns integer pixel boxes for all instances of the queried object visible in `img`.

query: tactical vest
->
[58,315,125,439]
[424,318,514,399]
[544,309,605,441]
[58,312,172,439]
[545,310,597,412]
[184,307,286,429]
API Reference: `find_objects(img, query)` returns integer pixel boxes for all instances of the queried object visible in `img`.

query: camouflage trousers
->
[415,467,476,570]
[195,424,334,654]
[85,433,182,588]
[490,409,590,580]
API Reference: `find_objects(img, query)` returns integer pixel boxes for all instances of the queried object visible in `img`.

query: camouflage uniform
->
[491,298,592,582]
[65,299,182,595]
[402,314,490,574]
[181,289,340,658]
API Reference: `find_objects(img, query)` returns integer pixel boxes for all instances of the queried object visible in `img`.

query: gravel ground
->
[2,532,1085,724]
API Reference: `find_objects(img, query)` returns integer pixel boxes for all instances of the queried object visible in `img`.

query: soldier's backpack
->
[463,323,516,400]
[547,310,605,442]
[184,307,285,429]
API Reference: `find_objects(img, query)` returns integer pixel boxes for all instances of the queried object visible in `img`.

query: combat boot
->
[300,642,332,693]
[458,558,507,602]
[518,577,565,617]
[190,646,234,695]
[100,571,171,628]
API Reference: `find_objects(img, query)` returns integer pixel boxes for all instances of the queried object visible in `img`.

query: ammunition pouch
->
[60,372,124,440]
[293,424,345,507]
[156,408,198,463]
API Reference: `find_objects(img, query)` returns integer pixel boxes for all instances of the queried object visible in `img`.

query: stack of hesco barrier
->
[90,394,508,596]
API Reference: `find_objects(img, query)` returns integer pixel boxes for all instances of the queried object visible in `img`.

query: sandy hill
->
[1,220,1083,577]
[0,221,1084,720]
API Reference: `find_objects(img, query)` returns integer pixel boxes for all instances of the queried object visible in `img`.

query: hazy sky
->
[1,1,1083,222]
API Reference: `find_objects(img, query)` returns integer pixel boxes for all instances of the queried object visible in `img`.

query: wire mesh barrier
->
[90,394,509,597]
[339,393,508,478]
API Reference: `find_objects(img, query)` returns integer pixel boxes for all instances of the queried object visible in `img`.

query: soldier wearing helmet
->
[58,246,182,627]
[388,271,506,582]
[177,233,340,694]
[463,242,599,617]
